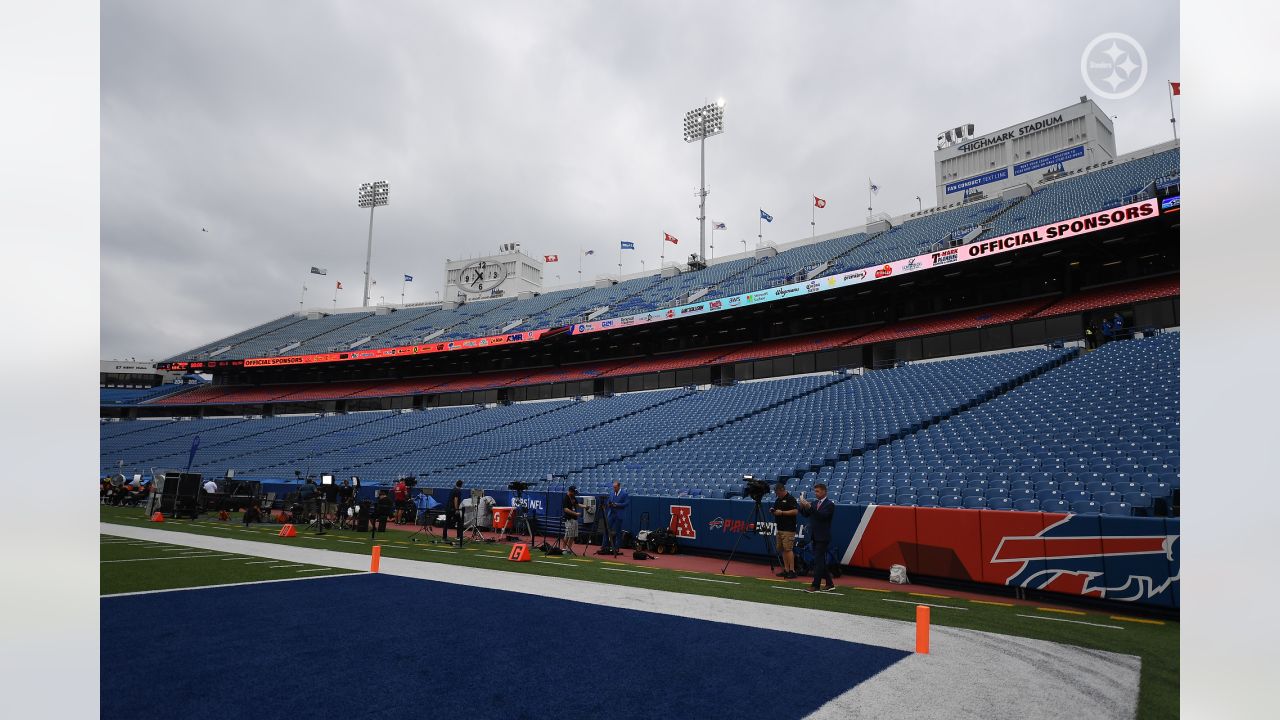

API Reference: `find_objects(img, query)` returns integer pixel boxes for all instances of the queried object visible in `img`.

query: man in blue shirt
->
[1101,318,1113,344]
[798,483,836,593]
[1112,312,1125,340]
[603,481,629,555]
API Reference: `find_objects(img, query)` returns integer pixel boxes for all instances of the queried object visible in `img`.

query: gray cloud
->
[102,0,1179,360]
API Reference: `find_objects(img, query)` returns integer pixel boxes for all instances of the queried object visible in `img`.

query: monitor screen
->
[321,474,334,485]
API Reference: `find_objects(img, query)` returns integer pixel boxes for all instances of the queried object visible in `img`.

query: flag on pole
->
[760,209,773,222]
[869,180,879,195]
[1170,81,1180,95]
[620,241,635,250]
[663,233,679,245]
[403,274,413,282]
[336,281,343,290]
[544,255,559,262]
[814,196,827,208]
[310,266,327,275]
[712,221,726,230]
[584,249,595,255]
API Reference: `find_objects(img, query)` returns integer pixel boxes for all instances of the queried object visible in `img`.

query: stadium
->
[95,7,1183,720]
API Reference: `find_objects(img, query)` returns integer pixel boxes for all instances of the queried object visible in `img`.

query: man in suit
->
[603,481,629,555]
[798,483,836,593]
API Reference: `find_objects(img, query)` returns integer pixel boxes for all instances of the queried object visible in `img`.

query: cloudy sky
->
[101,0,1179,360]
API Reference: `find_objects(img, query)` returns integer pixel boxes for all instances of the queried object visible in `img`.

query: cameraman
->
[562,486,581,555]
[771,482,799,579]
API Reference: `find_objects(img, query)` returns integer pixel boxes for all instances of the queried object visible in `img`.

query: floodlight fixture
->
[357,180,390,308]
[682,101,726,265]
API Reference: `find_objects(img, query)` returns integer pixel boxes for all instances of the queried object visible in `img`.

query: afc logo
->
[669,505,697,539]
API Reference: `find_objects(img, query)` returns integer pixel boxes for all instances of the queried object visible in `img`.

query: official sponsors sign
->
[159,329,550,370]
[1013,145,1085,176]
[945,168,1009,195]
[571,198,1160,336]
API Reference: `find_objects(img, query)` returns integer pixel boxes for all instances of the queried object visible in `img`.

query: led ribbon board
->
[571,198,1160,335]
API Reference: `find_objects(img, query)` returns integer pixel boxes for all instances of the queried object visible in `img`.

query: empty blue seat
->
[1008,488,1034,500]
[915,495,939,508]
[987,497,1013,511]
[1085,481,1111,494]
[1101,502,1132,516]
[939,495,963,509]
[984,487,1009,499]
[1093,491,1122,504]
[1142,482,1171,497]
[1012,497,1040,512]
[1124,491,1153,508]
[1059,480,1084,494]
[1036,489,1061,502]
[1071,500,1101,514]
[1041,498,1070,513]
[1063,490,1090,504]
[962,496,987,509]
[1034,480,1058,493]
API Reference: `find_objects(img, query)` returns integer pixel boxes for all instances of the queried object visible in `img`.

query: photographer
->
[443,480,463,546]
[771,482,799,579]
[370,490,393,539]
[798,483,836,593]
[562,486,581,555]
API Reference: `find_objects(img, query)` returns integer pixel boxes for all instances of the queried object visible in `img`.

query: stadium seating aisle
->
[162,149,1179,364]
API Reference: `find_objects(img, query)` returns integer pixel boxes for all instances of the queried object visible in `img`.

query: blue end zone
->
[102,574,909,719]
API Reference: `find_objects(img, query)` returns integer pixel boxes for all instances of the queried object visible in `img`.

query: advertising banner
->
[572,198,1160,336]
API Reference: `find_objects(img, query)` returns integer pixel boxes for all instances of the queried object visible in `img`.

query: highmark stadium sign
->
[571,198,1160,336]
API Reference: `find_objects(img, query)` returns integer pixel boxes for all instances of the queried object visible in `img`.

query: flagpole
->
[300,282,306,309]
[811,196,816,238]
[867,179,872,216]
[1168,81,1178,141]
[400,277,406,305]
[578,246,583,281]
[758,215,762,247]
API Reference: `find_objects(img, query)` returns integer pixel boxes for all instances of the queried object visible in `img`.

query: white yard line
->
[101,555,221,563]
[102,572,367,598]
[678,576,739,585]
[1015,613,1124,630]
[882,598,968,611]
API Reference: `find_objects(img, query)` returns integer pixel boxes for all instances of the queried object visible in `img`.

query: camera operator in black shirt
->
[771,482,800,579]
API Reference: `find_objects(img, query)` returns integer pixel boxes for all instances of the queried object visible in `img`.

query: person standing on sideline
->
[1112,312,1125,341]
[798,483,836,593]
[1101,317,1113,345]
[393,477,409,524]
[603,481,629,555]
[771,482,800,579]
[444,480,463,546]
[562,486,581,555]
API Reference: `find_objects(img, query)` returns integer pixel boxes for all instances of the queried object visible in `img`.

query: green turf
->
[100,505,1178,718]
[100,533,357,594]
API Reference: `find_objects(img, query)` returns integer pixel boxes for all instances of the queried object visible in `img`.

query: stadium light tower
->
[683,99,725,266]
[357,180,390,308]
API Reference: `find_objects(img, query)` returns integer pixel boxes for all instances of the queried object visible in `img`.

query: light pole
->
[683,99,725,267]
[357,180,389,308]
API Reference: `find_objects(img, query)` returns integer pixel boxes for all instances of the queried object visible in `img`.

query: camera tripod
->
[721,495,777,575]
[462,489,492,543]
[407,494,442,543]
[306,498,333,534]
